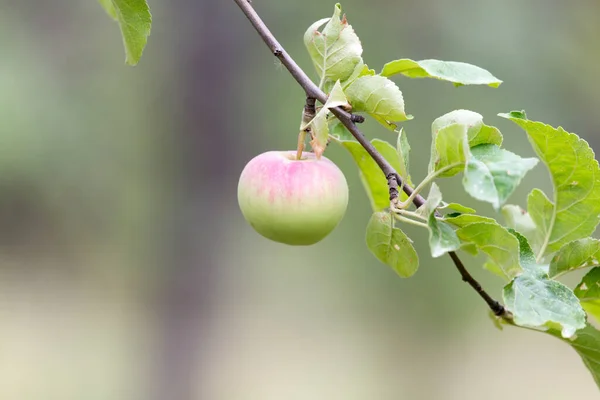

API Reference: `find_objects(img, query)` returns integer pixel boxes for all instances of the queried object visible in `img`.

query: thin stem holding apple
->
[297,96,317,159]
[232,0,510,319]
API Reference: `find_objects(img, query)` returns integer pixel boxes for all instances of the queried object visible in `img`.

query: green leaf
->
[509,229,545,275]
[325,79,349,105]
[345,75,412,131]
[309,112,329,159]
[98,0,117,19]
[428,219,460,258]
[430,123,469,177]
[443,213,494,228]
[547,324,600,389]
[439,203,476,214]
[100,0,152,66]
[463,144,538,210]
[396,128,411,186]
[303,3,363,83]
[582,303,600,326]
[500,111,600,259]
[428,110,505,178]
[505,274,587,339]
[502,231,585,339]
[418,183,460,258]
[543,325,600,388]
[431,109,503,148]
[417,182,442,218]
[575,267,600,300]
[445,214,522,280]
[501,204,538,244]
[461,243,479,256]
[503,240,586,339]
[380,59,502,88]
[489,311,506,331]
[342,142,386,210]
[342,138,409,211]
[339,60,375,90]
[329,119,355,142]
[429,110,538,210]
[366,211,419,278]
[526,189,555,255]
[549,238,600,278]
[574,267,600,323]
[305,81,349,158]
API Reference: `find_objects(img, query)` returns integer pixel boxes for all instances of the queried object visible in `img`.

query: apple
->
[237,150,349,245]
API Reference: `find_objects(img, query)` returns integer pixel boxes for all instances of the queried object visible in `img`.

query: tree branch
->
[448,252,510,317]
[233,0,400,196]
[233,0,510,319]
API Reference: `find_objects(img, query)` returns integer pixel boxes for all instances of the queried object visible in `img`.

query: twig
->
[449,252,510,317]
[233,0,510,319]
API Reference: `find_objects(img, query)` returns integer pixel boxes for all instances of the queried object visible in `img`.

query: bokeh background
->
[1,0,599,399]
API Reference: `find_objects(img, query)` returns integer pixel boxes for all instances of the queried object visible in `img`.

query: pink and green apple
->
[237,150,349,245]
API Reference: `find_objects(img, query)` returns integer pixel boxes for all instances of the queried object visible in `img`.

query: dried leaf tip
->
[310,137,325,160]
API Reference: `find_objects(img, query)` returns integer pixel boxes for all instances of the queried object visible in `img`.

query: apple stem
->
[296,130,306,160]
[296,96,317,160]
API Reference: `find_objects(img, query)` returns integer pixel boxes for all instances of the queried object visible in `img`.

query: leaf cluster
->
[303,3,600,389]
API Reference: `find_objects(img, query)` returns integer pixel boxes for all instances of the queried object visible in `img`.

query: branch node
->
[273,48,282,57]
[386,172,402,202]
[305,96,316,112]
[350,114,365,123]
[491,302,507,317]
[302,96,316,131]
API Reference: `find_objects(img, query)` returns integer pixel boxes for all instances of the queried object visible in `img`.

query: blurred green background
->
[1,0,599,399]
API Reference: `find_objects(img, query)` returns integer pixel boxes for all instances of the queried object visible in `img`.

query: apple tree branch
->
[232,0,509,319]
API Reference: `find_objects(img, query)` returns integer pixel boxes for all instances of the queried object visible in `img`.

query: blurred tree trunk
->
[152,1,238,399]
